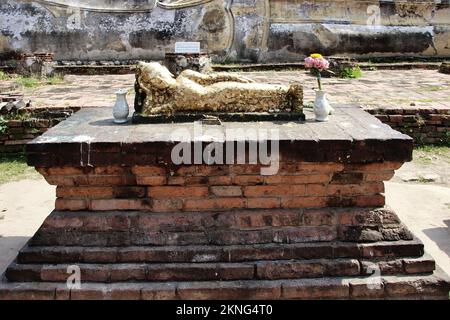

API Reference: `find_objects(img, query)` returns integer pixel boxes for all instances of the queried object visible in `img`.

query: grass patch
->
[416,176,435,184]
[0,72,65,88]
[0,116,8,134]
[414,145,450,164]
[0,71,10,80]
[416,145,449,154]
[303,101,314,109]
[5,112,33,121]
[339,66,363,79]
[416,98,435,103]
[15,76,41,88]
[44,75,65,86]
[0,153,40,185]
[422,85,445,92]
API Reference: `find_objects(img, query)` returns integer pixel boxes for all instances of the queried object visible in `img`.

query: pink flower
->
[305,57,315,69]
[304,56,329,71]
[304,54,329,90]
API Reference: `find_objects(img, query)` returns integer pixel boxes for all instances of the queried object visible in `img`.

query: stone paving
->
[21,74,135,108]
[6,69,449,111]
[0,81,18,93]
[247,69,450,111]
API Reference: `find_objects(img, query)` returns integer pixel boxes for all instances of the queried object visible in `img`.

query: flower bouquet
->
[304,54,334,122]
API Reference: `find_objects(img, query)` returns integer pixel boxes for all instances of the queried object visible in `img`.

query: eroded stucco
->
[0,0,449,62]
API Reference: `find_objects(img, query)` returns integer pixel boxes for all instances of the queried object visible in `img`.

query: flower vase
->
[113,89,129,124]
[314,90,333,122]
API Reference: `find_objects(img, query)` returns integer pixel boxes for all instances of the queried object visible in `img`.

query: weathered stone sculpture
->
[134,62,303,116]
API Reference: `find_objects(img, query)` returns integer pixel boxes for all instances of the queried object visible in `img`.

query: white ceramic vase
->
[314,90,333,122]
[113,89,129,124]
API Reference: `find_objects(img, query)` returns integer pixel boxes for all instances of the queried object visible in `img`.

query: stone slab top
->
[26,106,413,167]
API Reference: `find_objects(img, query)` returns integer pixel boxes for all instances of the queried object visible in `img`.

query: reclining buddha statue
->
[134,62,303,118]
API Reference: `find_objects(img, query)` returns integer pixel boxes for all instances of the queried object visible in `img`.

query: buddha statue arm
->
[179,70,254,86]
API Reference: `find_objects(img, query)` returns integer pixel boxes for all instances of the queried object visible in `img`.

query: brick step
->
[38,208,406,234]
[18,240,425,264]
[30,227,338,246]
[5,255,435,283]
[1,272,449,300]
[29,208,414,246]
[30,226,413,247]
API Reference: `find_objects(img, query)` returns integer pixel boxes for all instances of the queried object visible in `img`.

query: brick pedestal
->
[1,107,448,300]
[16,53,55,78]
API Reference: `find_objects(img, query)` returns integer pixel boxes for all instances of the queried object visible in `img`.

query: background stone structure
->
[368,108,450,146]
[0,107,78,153]
[1,0,449,63]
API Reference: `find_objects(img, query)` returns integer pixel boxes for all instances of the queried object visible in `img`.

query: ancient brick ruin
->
[0,107,78,153]
[1,0,449,63]
[368,108,450,146]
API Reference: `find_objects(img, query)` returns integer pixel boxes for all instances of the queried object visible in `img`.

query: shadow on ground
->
[423,220,450,260]
[0,236,30,275]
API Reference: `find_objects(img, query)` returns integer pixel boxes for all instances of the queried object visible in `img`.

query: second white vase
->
[314,90,333,122]
[113,89,130,124]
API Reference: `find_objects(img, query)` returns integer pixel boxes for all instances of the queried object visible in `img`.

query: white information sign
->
[175,42,201,54]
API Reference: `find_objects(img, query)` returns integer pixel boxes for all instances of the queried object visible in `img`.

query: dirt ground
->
[386,182,450,277]
[393,148,450,187]
[0,179,55,275]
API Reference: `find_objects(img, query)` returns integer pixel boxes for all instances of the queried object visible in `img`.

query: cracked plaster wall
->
[0,0,449,63]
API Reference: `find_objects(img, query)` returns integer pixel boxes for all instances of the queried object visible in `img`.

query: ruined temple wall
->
[0,0,449,63]
[261,0,450,61]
